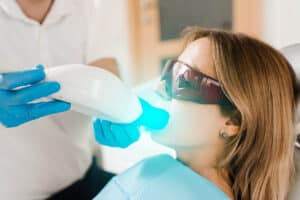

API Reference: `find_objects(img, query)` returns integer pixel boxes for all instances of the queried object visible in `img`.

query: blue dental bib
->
[94,154,230,200]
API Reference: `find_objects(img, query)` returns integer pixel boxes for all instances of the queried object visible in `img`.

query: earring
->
[219,131,229,140]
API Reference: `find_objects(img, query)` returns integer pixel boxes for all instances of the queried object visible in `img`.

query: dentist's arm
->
[89,57,120,78]
[0,67,70,128]
[93,98,169,148]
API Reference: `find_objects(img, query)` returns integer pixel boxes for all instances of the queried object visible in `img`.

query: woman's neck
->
[16,0,54,24]
[176,146,234,199]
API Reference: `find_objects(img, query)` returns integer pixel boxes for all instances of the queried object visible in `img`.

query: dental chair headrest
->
[281,44,300,148]
[281,44,300,200]
[281,44,300,79]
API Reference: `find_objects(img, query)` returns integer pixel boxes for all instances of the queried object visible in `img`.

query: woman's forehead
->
[178,38,217,79]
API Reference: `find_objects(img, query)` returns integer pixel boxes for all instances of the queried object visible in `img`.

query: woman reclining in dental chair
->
[93,28,300,200]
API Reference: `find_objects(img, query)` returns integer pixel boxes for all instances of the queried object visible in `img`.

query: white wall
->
[262,0,300,48]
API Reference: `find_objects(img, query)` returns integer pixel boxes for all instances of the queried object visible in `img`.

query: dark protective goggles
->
[160,60,233,106]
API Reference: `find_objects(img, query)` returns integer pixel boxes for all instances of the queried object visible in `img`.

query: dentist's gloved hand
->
[0,66,71,128]
[93,98,169,148]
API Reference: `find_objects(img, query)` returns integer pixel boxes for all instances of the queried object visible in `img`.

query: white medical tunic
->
[0,0,117,199]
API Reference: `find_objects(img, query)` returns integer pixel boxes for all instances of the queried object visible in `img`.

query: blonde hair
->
[183,27,299,200]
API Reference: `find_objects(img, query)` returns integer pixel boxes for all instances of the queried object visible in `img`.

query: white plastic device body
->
[44,64,142,123]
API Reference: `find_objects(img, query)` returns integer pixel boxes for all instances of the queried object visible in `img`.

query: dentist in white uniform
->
[0,0,120,199]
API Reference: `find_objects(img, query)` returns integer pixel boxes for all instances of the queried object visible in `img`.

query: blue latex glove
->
[0,66,70,127]
[93,98,169,148]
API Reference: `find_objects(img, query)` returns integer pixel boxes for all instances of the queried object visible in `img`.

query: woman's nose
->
[155,80,171,101]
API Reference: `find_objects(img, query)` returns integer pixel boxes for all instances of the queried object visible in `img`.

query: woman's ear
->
[222,118,240,137]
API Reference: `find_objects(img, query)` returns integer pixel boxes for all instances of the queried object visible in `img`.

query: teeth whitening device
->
[42,64,142,123]
[0,64,142,123]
